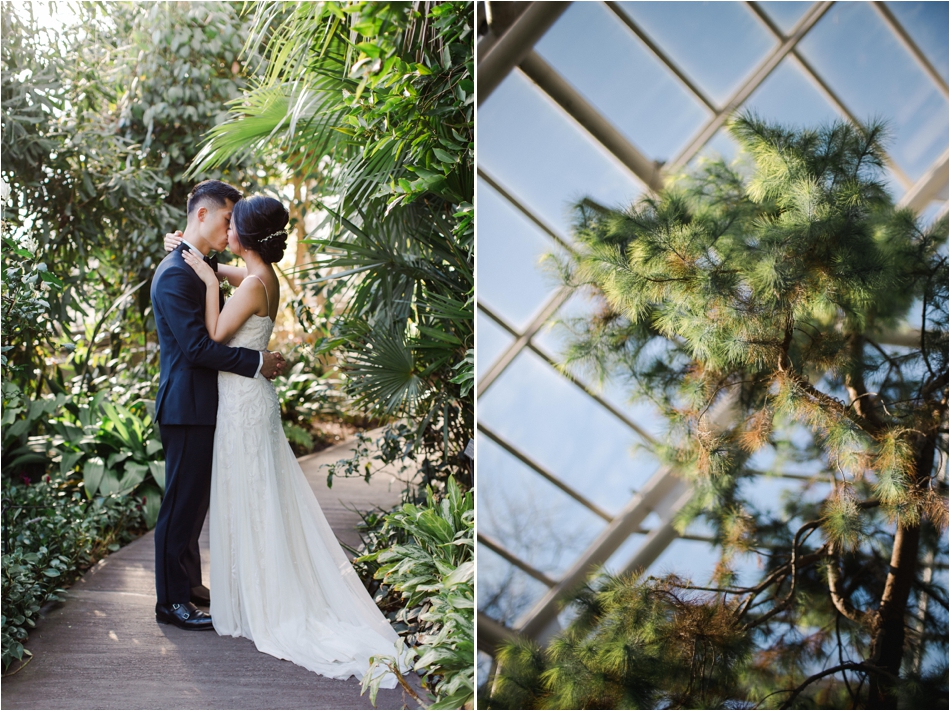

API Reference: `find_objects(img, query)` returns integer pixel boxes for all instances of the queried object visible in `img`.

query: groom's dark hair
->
[186,180,243,216]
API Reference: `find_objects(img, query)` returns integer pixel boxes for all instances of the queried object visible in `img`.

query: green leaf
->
[432,147,456,164]
[140,484,163,530]
[148,461,166,492]
[120,461,149,493]
[97,469,122,497]
[83,457,105,499]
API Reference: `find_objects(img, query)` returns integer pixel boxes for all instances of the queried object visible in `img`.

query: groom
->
[150,180,285,630]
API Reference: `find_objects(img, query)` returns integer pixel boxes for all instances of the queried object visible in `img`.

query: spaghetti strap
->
[246,274,270,316]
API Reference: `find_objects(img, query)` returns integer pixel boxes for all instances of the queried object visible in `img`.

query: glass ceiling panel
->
[745,55,842,128]
[757,1,814,35]
[477,180,561,331]
[479,70,644,234]
[885,1,950,83]
[798,1,949,182]
[603,530,649,574]
[478,436,606,577]
[534,1,710,163]
[479,349,660,515]
[476,308,514,382]
[477,544,549,627]
[616,1,776,107]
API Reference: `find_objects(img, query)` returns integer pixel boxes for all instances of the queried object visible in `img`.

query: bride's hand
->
[181,248,218,287]
[164,230,183,252]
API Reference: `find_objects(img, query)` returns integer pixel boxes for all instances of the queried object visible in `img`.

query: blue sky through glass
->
[799,1,949,182]
[885,1,950,82]
[479,349,660,515]
[616,1,776,106]
[476,309,513,381]
[479,71,644,234]
[477,180,561,330]
[478,436,606,577]
[745,55,842,127]
[758,1,814,34]
[535,1,710,162]
[476,544,548,626]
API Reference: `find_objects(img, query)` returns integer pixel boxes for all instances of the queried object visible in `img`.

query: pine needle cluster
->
[490,574,752,710]
[490,115,948,709]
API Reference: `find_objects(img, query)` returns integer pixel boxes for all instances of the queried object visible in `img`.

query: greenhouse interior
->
[475,0,949,700]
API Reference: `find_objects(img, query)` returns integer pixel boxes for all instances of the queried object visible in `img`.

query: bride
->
[168,194,402,686]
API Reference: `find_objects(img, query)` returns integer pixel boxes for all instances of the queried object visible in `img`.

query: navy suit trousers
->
[154,424,215,605]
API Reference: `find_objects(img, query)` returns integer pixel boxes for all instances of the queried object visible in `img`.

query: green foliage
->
[1,474,145,670]
[1,1,263,395]
[542,115,949,707]
[2,380,166,528]
[359,478,474,709]
[194,1,474,492]
[0,234,63,375]
[486,574,752,710]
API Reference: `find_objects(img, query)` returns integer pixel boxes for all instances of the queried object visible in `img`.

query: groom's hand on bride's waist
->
[260,350,286,380]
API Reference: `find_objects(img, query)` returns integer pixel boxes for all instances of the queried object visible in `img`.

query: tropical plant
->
[2,380,166,528]
[359,477,474,709]
[274,357,352,454]
[489,115,948,709]
[190,1,475,494]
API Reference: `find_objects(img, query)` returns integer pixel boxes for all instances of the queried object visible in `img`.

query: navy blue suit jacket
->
[151,244,260,425]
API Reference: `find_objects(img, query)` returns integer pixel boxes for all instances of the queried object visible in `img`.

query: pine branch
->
[743,519,823,630]
[826,542,866,623]
[769,662,885,709]
[844,333,886,432]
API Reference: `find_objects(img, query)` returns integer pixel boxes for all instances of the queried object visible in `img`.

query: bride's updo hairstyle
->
[231,195,289,264]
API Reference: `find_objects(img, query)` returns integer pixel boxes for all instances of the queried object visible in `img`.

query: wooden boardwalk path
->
[2,437,420,710]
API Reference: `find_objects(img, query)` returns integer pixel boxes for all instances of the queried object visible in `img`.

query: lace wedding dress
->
[209,313,401,687]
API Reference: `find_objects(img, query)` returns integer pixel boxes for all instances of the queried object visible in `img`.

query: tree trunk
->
[866,436,935,708]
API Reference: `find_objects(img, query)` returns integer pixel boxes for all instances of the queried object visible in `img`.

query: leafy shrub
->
[359,477,474,709]
[1,475,145,670]
[2,381,165,528]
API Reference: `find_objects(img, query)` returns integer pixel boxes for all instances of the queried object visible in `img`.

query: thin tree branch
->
[743,521,824,630]
[827,543,865,622]
[835,613,858,706]
[756,662,879,709]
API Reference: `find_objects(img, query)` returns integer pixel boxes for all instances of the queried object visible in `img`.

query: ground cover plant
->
[486,115,948,709]
[2,474,146,671]
[358,477,474,710]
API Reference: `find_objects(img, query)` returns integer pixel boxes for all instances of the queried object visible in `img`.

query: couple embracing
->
[150,180,401,686]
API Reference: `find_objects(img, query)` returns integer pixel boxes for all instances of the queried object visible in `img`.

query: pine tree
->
[486,115,948,709]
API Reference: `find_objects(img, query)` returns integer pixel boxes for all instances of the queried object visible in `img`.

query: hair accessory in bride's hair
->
[259,229,287,244]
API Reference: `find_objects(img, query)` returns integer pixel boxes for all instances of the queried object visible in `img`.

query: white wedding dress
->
[209,312,401,687]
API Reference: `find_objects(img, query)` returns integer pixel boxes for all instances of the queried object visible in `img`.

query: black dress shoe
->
[155,602,214,631]
[190,585,211,606]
